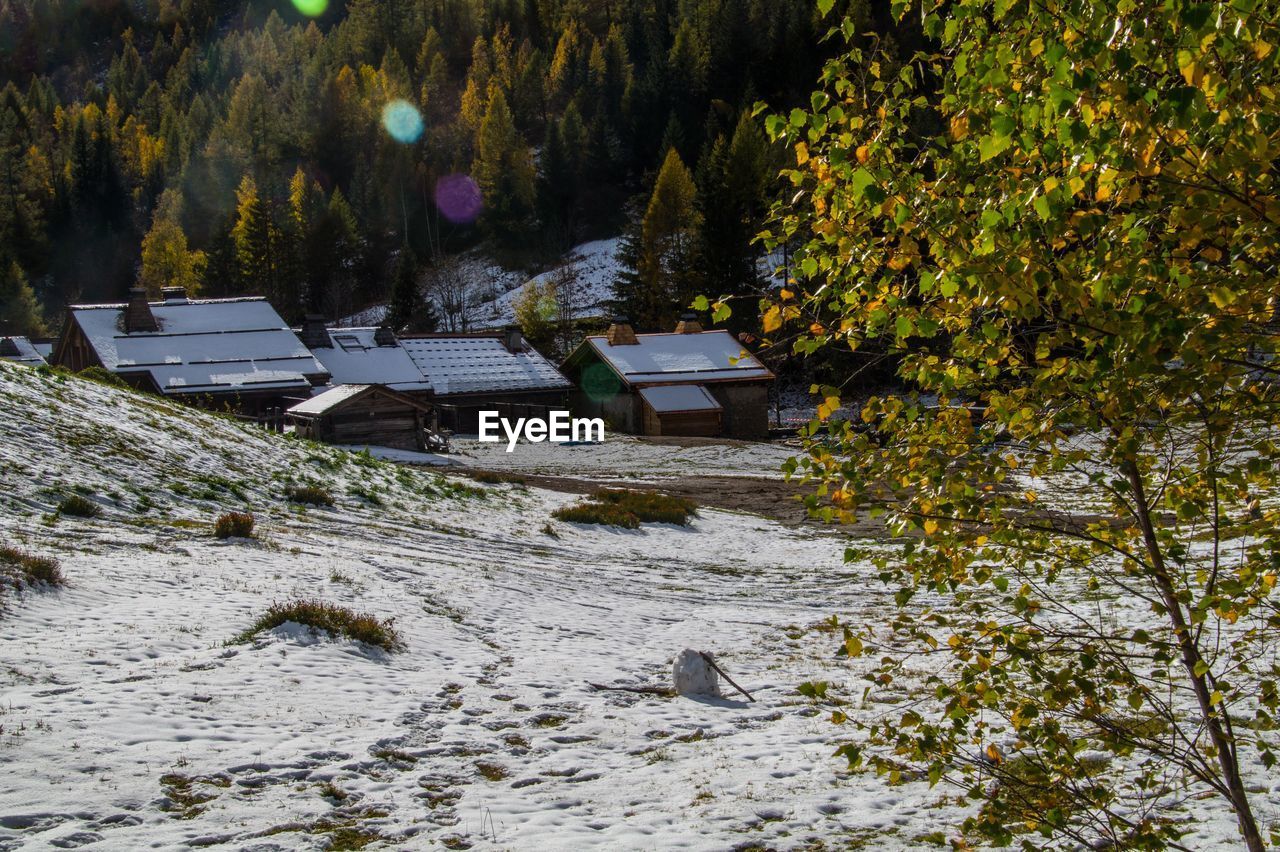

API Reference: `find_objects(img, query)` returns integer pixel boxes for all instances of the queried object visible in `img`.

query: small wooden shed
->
[287,384,432,451]
[638,385,723,437]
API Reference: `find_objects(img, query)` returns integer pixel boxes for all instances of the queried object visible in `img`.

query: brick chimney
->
[606,317,638,346]
[374,324,398,347]
[123,287,159,333]
[299,314,331,349]
[0,337,19,356]
[675,312,703,334]
[503,325,526,353]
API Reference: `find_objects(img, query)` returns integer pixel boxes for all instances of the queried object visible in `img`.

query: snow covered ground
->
[0,362,1269,851]
[0,362,961,850]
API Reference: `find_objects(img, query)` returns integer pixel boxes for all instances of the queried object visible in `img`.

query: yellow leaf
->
[949,114,968,140]
[817,395,841,420]
[763,305,782,333]
[923,519,939,535]
[856,145,870,164]
[795,141,810,166]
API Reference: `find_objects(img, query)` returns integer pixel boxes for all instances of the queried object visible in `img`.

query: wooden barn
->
[561,316,774,441]
[51,288,329,413]
[295,318,434,403]
[0,336,47,367]
[286,384,433,451]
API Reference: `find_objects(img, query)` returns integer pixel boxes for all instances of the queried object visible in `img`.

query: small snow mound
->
[672,649,720,697]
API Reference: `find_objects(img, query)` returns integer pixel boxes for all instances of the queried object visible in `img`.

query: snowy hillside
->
[0,361,955,850]
[480,238,622,327]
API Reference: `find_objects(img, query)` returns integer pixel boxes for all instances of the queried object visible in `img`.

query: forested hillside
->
[0,0,863,336]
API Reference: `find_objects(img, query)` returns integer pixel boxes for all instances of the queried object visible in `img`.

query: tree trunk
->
[1123,461,1265,852]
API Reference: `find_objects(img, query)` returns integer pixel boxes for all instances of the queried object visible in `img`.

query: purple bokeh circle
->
[434,174,483,225]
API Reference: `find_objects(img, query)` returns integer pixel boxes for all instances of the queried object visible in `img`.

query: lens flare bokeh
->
[290,0,328,16]
[433,175,483,225]
[381,100,424,144]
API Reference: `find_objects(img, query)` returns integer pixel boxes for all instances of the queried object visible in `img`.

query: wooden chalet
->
[286,384,434,452]
[52,288,329,413]
[561,315,774,440]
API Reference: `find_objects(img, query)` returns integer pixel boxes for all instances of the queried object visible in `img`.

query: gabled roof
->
[287,383,430,417]
[306,328,433,394]
[0,336,46,367]
[66,297,329,395]
[570,330,773,386]
[399,335,571,396]
[639,384,722,414]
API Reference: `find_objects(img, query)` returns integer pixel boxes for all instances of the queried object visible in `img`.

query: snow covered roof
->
[399,335,571,397]
[639,384,722,414]
[286,383,430,417]
[306,328,433,394]
[68,297,329,395]
[581,331,773,386]
[0,336,46,367]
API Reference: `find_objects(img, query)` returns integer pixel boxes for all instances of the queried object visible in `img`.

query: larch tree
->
[0,259,45,337]
[472,87,536,241]
[139,216,205,298]
[746,0,1280,849]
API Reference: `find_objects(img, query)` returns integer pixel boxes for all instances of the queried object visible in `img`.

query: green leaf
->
[850,167,876,200]
[1033,194,1051,221]
[816,0,835,16]
[978,134,1011,162]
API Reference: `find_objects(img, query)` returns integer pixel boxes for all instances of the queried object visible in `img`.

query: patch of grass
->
[318,780,348,802]
[552,489,698,528]
[286,485,334,507]
[232,599,403,652]
[214,512,255,539]
[540,522,560,538]
[0,546,63,588]
[57,494,101,518]
[77,366,132,389]
[593,488,697,524]
[552,501,640,528]
[159,773,218,819]
[475,760,508,781]
[372,747,417,764]
[472,470,527,486]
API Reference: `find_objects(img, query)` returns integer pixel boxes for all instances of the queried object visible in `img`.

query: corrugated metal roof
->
[307,328,433,393]
[638,384,722,413]
[400,335,571,396]
[71,298,329,395]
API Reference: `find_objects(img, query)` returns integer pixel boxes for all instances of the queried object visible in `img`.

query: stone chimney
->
[503,325,526,353]
[124,287,159,334]
[161,286,188,304]
[0,337,19,356]
[299,314,331,349]
[606,317,638,346]
[374,324,397,347]
[675,312,703,334]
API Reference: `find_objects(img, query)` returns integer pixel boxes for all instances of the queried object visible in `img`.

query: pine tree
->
[472,88,535,241]
[0,259,45,337]
[386,245,420,331]
[614,148,702,330]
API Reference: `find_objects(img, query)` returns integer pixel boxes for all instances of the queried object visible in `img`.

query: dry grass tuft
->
[233,599,403,652]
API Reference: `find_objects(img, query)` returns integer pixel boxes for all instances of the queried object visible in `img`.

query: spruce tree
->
[0,259,45,337]
[386,246,420,331]
[472,88,535,242]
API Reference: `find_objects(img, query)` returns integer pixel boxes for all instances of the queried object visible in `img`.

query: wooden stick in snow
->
[699,652,756,702]
[587,682,676,697]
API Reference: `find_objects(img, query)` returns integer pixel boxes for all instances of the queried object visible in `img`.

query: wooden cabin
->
[0,336,47,368]
[295,318,434,403]
[561,315,774,440]
[52,288,329,413]
[286,384,433,451]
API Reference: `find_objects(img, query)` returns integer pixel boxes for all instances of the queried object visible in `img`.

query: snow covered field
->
[0,362,957,850]
[0,362,1269,851]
